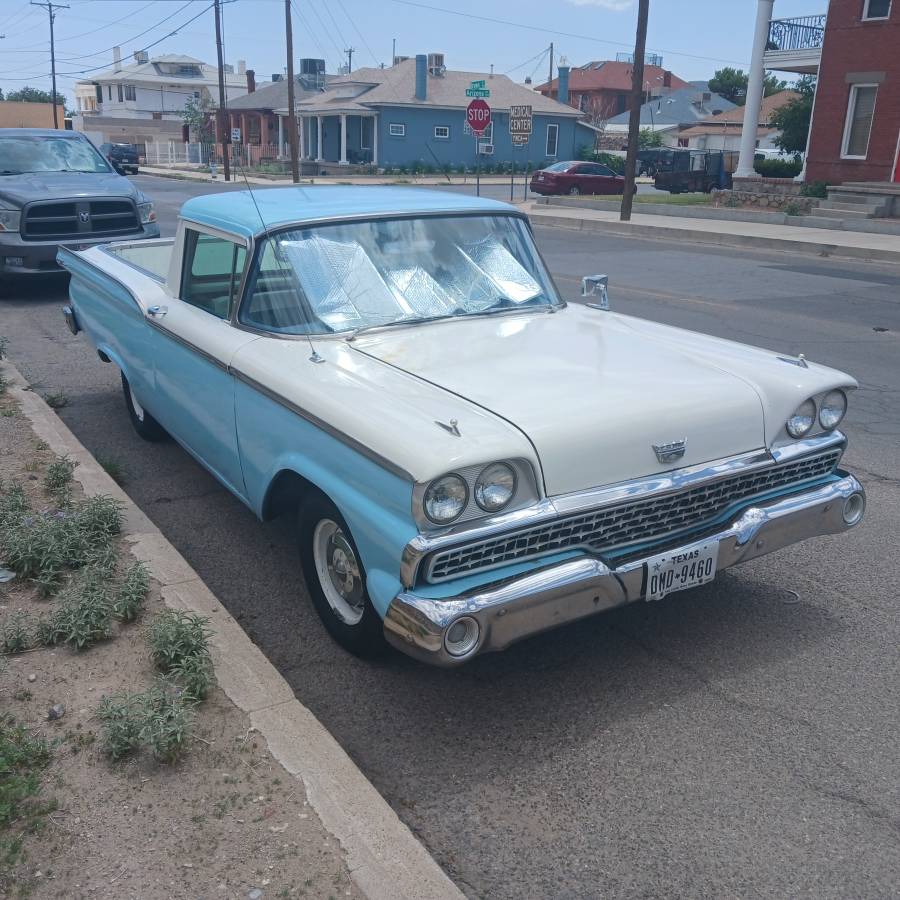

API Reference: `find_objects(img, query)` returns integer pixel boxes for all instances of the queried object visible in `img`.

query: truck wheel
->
[299,494,385,657]
[121,372,167,441]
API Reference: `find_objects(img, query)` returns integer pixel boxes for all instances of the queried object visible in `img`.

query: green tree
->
[5,85,67,108]
[638,127,663,149]
[708,67,787,106]
[181,94,217,142]
[769,76,815,154]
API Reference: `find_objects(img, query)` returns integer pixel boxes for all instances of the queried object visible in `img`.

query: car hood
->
[351,303,770,496]
[0,171,137,207]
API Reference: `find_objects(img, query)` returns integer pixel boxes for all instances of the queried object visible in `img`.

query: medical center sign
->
[509,104,532,145]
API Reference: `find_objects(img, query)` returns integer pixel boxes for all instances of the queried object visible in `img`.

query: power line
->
[389,0,749,68]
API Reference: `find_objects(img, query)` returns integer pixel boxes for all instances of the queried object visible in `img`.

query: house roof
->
[226,76,334,111]
[537,61,690,95]
[604,81,736,129]
[675,89,800,137]
[79,54,247,88]
[291,59,582,116]
[180,185,517,238]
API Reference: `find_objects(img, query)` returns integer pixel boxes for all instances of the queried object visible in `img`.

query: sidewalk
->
[524,201,900,264]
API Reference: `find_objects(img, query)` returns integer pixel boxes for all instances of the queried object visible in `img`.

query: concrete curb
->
[527,209,900,265]
[3,359,463,900]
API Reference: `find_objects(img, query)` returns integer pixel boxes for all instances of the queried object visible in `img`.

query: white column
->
[339,113,348,165]
[794,74,820,183]
[278,115,284,158]
[735,0,776,179]
[372,115,378,166]
[316,115,323,161]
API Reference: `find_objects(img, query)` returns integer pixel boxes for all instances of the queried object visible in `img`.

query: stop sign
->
[466,99,491,137]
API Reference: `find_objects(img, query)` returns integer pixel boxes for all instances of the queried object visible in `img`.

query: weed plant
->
[43,456,77,501]
[0,612,34,654]
[113,562,149,623]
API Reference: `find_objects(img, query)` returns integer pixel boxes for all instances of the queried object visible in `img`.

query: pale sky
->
[0,0,821,102]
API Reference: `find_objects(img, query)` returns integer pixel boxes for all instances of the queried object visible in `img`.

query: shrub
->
[800,180,829,199]
[113,561,149,623]
[44,455,77,501]
[1,612,34,654]
[149,609,212,674]
[783,201,805,217]
[753,158,803,178]
[43,566,114,650]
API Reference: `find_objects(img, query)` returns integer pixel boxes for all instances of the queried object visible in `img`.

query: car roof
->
[180,185,519,238]
[0,128,85,138]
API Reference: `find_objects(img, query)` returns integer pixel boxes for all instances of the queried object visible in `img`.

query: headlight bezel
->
[0,207,22,233]
[415,458,538,531]
[137,201,156,225]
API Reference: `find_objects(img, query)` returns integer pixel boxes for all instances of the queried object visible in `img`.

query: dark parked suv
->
[100,142,140,175]
[0,129,158,276]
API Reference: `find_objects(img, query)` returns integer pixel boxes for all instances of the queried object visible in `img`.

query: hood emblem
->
[653,439,686,464]
[78,211,90,224]
[435,418,461,437]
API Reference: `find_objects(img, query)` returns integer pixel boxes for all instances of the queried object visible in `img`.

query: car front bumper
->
[383,473,865,666]
[0,224,160,275]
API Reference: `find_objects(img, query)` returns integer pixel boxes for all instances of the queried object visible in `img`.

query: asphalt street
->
[2,175,899,899]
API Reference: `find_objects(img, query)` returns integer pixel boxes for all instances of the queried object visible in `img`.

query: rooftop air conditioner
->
[428,52,445,76]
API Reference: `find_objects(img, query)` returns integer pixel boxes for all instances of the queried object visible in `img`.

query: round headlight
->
[819,389,847,430]
[423,474,468,524]
[474,462,516,512]
[786,398,816,438]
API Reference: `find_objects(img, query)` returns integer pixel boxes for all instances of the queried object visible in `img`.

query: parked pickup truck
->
[58,186,865,666]
[0,129,158,277]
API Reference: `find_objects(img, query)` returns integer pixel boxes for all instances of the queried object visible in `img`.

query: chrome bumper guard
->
[384,474,865,666]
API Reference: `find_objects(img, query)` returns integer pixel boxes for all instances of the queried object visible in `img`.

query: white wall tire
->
[121,372,167,442]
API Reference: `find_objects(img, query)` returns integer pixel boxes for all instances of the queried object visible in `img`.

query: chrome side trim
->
[144,316,230,372]
[398,431,847,589]
[385,474,865,666]
[230,368,413,482]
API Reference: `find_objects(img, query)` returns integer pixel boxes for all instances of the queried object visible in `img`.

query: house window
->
[862,0,891,19]
[124,84,136,101]
[841,84,878,158]
[389,123,405,137]
[434,125,449,139]
[677,138,689,147]
[117,84,123,102]
[545,123,559,158]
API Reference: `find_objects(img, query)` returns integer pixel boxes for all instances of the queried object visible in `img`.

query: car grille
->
[22,199,140,241]
[425,450,842,583]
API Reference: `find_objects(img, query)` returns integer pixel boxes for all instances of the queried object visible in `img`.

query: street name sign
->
[466,98,492,137]
[465,79,491,98]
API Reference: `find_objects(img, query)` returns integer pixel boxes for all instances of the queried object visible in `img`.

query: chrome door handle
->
[147,305,168,318]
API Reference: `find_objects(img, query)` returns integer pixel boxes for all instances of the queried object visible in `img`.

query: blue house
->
[286,55,597,171]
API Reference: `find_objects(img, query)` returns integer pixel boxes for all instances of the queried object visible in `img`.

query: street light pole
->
[30,1,69,129]
[620,0,649,222]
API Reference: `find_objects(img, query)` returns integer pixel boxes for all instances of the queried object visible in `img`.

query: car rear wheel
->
[568,185,582,195]
[298,493,385,657]
[121,372,167,441]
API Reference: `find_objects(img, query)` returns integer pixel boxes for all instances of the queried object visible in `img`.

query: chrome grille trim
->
[22,198,140,241]
[424,449,842,583]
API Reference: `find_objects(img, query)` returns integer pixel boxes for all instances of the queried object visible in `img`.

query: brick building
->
[805,0,899,183]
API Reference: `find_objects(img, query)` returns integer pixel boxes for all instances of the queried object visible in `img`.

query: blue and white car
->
[58,186,865,666]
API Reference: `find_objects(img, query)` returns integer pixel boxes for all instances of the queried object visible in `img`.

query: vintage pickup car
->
[58,186,865,666]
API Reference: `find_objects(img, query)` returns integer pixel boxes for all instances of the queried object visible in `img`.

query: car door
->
[148,226,257,499]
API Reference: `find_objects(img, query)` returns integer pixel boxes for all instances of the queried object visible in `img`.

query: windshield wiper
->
[347,312,463,340]
[0,170,23,175]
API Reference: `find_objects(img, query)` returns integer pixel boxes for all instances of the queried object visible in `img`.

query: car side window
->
[181,230,247,320]
[595,165,615,177]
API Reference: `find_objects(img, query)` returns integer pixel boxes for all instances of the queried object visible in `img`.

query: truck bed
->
[100,237,174,282]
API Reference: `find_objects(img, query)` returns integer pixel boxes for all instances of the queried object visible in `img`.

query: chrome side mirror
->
[581,274,609,310]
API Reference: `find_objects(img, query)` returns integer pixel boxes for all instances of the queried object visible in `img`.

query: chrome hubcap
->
[312,519,364,625]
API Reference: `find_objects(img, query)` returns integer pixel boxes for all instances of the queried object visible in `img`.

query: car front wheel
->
[299,494,385,657]
[121,372,167,441]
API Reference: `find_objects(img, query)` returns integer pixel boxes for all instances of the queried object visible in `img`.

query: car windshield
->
[239,214,560,336]
[543,162,572,173]
[0,136,111,175]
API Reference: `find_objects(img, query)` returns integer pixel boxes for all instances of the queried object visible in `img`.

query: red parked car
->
[530,161,628,196]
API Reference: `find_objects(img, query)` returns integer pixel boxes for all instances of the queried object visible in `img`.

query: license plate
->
[644,540,719,602]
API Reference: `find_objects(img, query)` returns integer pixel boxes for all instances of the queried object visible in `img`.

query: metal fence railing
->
[767,15,826,52]
[140,141,291,172]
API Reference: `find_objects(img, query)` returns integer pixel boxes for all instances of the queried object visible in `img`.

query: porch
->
[298,112,378,166]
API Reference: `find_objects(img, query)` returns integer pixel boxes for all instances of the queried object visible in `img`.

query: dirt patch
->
[0,388,360,900]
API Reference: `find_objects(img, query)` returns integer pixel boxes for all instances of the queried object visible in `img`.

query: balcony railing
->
[767,15,826,52]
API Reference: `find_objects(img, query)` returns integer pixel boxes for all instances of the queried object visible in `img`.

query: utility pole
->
[213,0,230,181]
[620,0,649,222]
[31,1,68,129]
[345,47,355,73]
[285,0,300,182]
[548,42,553,93]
